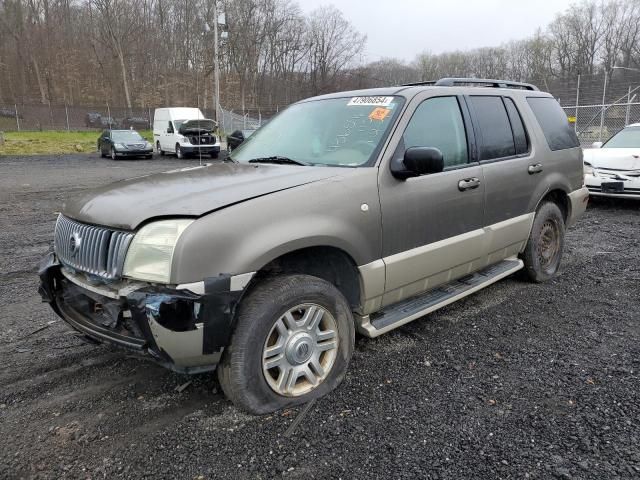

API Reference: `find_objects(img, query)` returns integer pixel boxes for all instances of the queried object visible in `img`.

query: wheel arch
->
[247,245,362,310]
[536,187,570,224]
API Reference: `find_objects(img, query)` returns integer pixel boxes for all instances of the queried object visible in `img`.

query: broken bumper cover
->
[180,145,220,155]
[38,253,247,374]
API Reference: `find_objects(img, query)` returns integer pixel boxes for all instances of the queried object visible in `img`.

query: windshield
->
[603,126,640,148]
[231,96,404,167]
[112,131,144,142]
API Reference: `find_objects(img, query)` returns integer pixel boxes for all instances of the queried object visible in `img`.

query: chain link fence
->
[0,103,266,135]
[3,71,640,145]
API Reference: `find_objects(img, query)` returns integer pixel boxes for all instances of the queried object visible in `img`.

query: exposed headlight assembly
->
[583,162,597,177]
[123,219,193,283]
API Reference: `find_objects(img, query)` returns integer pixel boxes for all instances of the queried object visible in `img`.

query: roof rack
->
[402,77,539,91]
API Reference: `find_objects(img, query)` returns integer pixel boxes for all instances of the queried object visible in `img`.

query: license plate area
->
[601,181,624,193]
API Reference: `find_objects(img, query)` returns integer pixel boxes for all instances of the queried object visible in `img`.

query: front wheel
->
[218,274,355,415]
[156,141,165,156]
[176,144,183,159]
[521,201,566,282]
[210,150,219,159]
[110,147,117,160]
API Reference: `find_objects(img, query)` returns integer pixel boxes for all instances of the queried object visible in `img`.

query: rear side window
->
[527,97,579,151]
[504,98,529,155]
[468,96,515,160]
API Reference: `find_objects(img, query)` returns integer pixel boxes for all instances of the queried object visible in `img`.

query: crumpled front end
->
[38,252,246,373]
[584,168,640,199]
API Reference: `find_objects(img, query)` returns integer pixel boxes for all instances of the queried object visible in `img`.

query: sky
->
[297,0,576,62]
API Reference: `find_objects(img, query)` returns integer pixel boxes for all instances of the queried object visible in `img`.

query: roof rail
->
[403,77,539,91]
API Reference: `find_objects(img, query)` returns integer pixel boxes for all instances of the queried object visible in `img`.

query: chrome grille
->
[54,215,134,280]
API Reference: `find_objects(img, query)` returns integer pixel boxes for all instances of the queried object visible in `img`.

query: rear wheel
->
[521,201,565,282]
[218,274,355,415]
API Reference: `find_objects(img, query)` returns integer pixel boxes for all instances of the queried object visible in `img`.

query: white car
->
[583,123,640,199]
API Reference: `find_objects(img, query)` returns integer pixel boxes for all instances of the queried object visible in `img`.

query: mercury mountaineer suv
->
[39,78,589,414]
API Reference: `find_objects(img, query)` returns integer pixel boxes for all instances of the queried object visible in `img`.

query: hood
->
[179,119,216,134]
[62,163,342,230]
[583,147,640,171]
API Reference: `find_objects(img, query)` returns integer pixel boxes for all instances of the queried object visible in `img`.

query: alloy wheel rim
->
[262,303,339,397]
[538,219,560,269]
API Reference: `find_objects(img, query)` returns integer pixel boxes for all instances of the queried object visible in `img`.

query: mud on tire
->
[521,201,566,283]
[217,274,355,415]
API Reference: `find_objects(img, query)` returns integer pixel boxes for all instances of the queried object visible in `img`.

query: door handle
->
[458,177,480,191]
[528,163,543,174]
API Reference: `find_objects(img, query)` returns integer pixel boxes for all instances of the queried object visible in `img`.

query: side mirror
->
[167,128,173,134]
[391,147,444,180]
[592,141,603,149]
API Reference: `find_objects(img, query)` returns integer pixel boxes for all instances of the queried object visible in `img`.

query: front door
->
[378,94,486,306]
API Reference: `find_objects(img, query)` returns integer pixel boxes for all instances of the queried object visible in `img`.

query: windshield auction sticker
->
[368,107,391,121]
[347,96,394,107]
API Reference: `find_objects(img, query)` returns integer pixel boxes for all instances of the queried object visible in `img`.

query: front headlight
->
[583,163,596,176]
[145,141,152,149]
[114,143,125,149]
[123,219,193,283]
[180,136,190,144]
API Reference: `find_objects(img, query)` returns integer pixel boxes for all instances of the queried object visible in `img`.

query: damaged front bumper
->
[38,253,250,374]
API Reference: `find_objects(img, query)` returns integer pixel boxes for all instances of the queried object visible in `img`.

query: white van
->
[153,107,221,159]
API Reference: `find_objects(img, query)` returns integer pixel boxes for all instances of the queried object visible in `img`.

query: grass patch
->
[0,130,153,156]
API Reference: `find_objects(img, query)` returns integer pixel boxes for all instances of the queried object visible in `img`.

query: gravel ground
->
[0,154,639,480]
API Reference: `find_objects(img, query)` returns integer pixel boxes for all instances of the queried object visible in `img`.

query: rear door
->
[466,94,538,263]
[378,94,486,306]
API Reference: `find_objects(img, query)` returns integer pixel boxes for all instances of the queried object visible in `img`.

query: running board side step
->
[355,258,524,338]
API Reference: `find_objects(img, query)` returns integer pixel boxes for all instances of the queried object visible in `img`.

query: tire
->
[98,144,105,158]
[156,141,165,156]
[210,151,219,159]
[521,201,566,282]
[110,147,117,160]
[176,144,183,159]
[218,274,355,415]
[145,154,153,160]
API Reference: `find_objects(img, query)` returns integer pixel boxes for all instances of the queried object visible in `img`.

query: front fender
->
[170,170,381,283]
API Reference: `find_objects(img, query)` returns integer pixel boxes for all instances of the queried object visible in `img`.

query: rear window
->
[468,96,515,160]
[527,97,579,151]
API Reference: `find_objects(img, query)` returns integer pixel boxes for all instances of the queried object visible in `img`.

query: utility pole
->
[213,0,221,128]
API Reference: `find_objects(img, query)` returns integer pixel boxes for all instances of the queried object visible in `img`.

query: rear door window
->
[504,98,529,155]
[468,96,515,160]
[526,97,579,151]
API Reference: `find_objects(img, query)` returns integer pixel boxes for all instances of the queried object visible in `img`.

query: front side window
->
[401,96,468,168]
[469,96,515,160]
[231,96,405,167]
[602,126,640,148]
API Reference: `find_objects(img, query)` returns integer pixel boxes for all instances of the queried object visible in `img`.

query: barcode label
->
[347,96,394,107]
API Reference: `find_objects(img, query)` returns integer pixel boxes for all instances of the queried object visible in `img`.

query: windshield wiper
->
[247,156,309,166]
